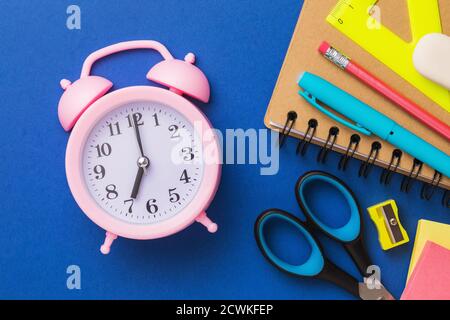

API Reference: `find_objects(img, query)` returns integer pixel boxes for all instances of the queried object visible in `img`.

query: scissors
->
[254,171,395,300]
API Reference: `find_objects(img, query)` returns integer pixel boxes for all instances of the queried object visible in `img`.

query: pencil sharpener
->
[367,200,409,251]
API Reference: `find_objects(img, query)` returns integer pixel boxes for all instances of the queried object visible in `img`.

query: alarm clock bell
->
[58,42,210,132]
[147,52,210,103]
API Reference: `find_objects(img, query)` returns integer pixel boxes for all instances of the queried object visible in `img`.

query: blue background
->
[0,0,449,300]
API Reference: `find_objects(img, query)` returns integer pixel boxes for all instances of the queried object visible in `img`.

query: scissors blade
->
[358,282,396,300]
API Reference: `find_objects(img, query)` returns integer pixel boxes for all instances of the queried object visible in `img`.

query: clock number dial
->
[124,199,134,213]
[105,184,118,200]
[169,125,180,139]
[83,102,205,225]
[93,165,105,180]
[108,122,122,136]
[146,199,158,214]
[169,188,180,203]
[180,170,191,184]
[95,143,112,158]
[181,147,194,161]
[152,113,160,127]
[126,112,144,127]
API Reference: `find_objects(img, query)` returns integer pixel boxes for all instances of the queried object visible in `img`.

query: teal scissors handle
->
[295,171,373,277]
[254,210,360,298]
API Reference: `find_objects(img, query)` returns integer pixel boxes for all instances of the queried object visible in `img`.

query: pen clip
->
[299,91,372,136]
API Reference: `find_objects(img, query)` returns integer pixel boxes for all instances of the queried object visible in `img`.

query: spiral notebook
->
[265,0,450,200]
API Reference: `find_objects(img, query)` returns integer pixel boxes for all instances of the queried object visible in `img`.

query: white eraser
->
[413,33,450,90]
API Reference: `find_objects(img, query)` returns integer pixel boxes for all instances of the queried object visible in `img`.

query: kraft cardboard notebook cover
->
[265,0,450,188]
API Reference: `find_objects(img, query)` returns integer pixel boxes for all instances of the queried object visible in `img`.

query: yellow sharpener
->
[367,200,409,251]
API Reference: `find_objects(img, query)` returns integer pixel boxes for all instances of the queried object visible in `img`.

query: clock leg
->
[100,231,118,255]
[196,211,218,233]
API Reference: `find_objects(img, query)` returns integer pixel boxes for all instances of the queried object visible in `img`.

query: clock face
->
[82,101,204,225]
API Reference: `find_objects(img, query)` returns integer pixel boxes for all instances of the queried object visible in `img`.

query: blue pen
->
[298,72,450,178]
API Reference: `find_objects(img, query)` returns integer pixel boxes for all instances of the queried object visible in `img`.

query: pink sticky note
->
[401,241,450,300]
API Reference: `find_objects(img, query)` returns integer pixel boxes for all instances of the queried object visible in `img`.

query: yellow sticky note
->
[407,219,450,280]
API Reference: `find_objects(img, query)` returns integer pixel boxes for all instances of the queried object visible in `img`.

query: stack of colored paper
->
[401,220,450,300]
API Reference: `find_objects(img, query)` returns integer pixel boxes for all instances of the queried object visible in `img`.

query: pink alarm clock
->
[58,40,221,254]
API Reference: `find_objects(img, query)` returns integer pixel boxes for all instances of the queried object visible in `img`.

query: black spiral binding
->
[380,149,403,185]
[278,113,448,205]
[279,111,297,147]
[317,127,339,164]
[421,171,442,201]
[359,142,382,178]
[338,134,361,171]
[400,159,423,193]
[296,119,318,156]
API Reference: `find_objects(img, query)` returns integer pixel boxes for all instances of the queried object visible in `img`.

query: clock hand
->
[132,114,146,159]
[130,157,150,199]
[130,114,150,199]
[130,166,144,199]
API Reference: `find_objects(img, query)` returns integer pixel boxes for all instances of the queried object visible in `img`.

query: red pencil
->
[319,41,450,141]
